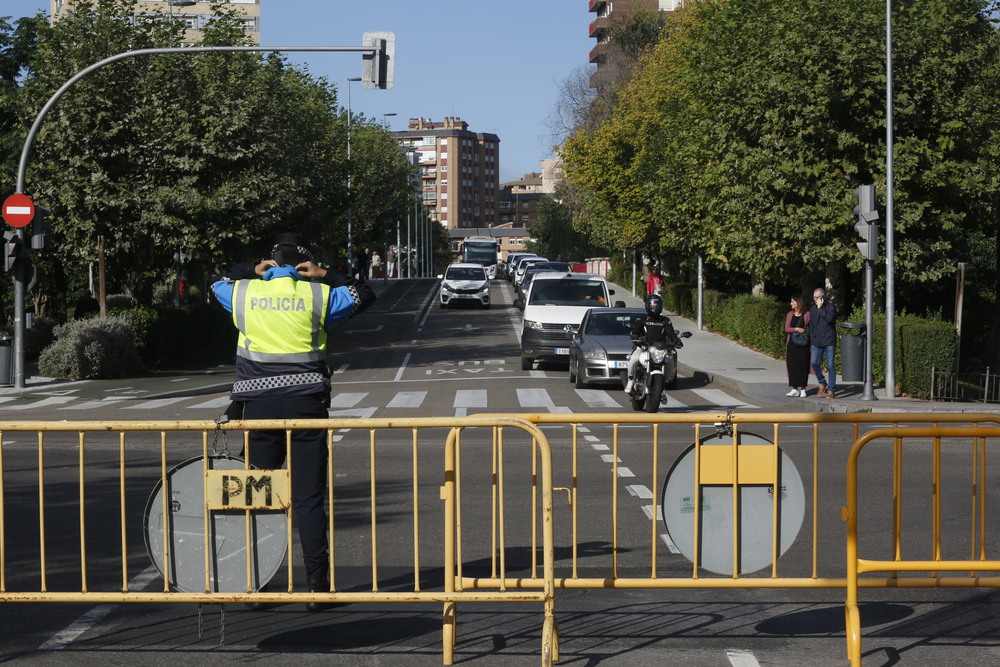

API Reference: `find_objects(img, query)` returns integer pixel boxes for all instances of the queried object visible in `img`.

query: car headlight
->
[441,283,454,293]
[583,348,606,360]
[524,320,544,330]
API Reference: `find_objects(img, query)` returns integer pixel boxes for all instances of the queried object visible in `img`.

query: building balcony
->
[589,43,609,64]
[421,169,436,179]
[589,0,607,14]
[589,16,610,38]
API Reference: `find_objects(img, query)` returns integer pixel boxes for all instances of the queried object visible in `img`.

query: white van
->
[515,272,625,370]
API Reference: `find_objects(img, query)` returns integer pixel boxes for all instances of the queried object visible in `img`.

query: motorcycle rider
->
[625,293,681,393]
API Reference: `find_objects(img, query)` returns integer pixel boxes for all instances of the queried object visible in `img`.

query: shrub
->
[25,316,58,360]
[38,316,142,380]
[661,282,693,317]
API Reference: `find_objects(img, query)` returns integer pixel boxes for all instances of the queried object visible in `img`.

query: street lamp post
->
[346,76,362,278]
[167,1,195,308]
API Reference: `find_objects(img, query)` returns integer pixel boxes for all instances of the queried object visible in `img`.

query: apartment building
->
[50,0,261,44]
[394,117,501,230]
[498,173,545,228]
[588,0,682,67]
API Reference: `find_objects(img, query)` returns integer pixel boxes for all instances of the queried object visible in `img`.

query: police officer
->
[211,232,376,611]
[624,293,679,393]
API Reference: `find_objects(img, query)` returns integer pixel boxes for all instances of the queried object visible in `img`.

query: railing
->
[0,417,556,666]
[931,366,1000,403]
[845,425,1000,665]
[5,411,1000,664]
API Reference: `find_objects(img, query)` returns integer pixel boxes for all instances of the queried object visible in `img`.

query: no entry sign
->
[2,194,35,228]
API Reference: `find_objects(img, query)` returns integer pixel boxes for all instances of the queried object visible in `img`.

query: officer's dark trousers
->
[243,395,329,576]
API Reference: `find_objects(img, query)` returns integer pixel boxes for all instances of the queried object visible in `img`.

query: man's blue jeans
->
[810,345,836,392]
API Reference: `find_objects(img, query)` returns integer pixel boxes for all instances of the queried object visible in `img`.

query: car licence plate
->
[554,347,570,355]
[609,361,628,369]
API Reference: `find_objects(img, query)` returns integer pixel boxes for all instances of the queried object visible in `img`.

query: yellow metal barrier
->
[845,425,1000,666]
[0,417,556,667]
[462,411,1000,593]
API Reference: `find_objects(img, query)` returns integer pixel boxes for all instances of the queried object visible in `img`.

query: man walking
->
[808,287,838,398]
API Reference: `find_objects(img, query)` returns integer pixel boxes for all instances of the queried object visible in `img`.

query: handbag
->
[791,331,809,347]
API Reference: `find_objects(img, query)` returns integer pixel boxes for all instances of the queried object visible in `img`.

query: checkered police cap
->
[272,232,314,265]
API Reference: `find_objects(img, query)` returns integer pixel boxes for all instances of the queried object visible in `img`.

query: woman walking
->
[784,294,811,397]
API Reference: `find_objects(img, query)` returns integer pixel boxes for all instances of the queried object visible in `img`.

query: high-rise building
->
[50,0,261,44]
[394,117,500,230]
[588,0,682,68]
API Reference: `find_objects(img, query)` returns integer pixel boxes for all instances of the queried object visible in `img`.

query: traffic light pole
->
[11,40,392,388]
[861,257,876,401]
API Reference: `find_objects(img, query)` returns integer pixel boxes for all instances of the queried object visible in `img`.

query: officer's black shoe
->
[306,570,334,612]
[244,584,268,611]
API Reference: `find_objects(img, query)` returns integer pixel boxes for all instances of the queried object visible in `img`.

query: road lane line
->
[40,566,159,650]
[394,352,412,382]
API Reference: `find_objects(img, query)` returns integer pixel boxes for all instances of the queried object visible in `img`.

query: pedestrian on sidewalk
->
[808,287,838,398]
[211,232,377,610]
[784,294,811,397]
[645,265,665,297]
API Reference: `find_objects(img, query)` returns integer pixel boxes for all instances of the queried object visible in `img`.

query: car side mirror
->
[513,298,524,310]
[436,274,443,280]
[609,289,616,295]
[613,300,626,308]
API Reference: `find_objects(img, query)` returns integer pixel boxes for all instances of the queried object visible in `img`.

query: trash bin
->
[0,336,12,386]
[839,323,865,383]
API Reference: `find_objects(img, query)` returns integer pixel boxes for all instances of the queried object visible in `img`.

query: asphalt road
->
[0,279,997,666]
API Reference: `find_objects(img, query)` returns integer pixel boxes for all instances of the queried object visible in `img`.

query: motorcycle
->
[621,331,692,413]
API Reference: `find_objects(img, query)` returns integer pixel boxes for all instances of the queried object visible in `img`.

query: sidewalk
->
[2,278,996,414]
[605,281,1000,415]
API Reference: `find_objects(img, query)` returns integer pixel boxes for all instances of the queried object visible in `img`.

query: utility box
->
[839,322,866,383]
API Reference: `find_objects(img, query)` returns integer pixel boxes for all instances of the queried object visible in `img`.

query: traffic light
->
[362,31,395,90]
[3,230,24,273]
[30,207,51,250]
[853,185,879,261]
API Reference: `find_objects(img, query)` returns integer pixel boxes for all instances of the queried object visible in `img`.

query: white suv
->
[515,272,624,369]
[438,263,490,309]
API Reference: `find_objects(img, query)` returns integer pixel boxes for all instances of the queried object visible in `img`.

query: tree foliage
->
[1,0,413,317]
[561,0,1000,302]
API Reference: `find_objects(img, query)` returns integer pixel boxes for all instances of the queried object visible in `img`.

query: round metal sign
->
[143,455,287,593]
[2,194,34,228]
[660,431,805,575]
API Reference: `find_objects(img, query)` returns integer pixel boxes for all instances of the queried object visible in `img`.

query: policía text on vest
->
[249,296,307,311]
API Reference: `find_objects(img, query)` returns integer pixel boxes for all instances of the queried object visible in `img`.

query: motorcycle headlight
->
[650,347,668,364]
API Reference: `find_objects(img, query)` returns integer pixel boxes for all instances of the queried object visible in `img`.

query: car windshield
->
[528,280,607,306]
[584,313,636,336]
[446,267,485,280]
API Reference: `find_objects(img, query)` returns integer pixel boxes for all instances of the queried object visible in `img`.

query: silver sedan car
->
[568,308,678,389]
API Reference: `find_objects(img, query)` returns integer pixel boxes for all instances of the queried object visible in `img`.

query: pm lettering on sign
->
[205,469,290,510]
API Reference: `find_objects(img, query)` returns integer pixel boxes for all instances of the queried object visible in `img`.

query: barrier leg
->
[845,603,861,665]
[442,601,457,665]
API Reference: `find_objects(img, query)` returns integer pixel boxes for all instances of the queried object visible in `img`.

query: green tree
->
[562,0,1000,305]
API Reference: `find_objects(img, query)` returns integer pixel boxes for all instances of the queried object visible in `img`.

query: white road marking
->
[330,392,367,408]
[726,649,762,667]
[576,388,622,409]
[394,352,412,382]
[690,388,755,409]
[387,391,427,408]
[0,396,77,410]
[660,533,680,554]
[40,566,159,650]
[626,485,653,499]
[186,396,233,410]
[122,397,188,410]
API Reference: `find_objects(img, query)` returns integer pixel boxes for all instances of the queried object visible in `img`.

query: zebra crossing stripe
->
[690,388,755,409]
[386,391,427,408]
[0,396,76,410]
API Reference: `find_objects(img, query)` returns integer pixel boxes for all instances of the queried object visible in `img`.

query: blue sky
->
[4,0,594,182]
